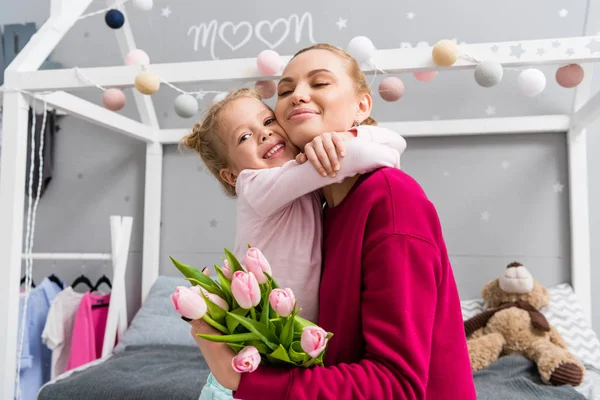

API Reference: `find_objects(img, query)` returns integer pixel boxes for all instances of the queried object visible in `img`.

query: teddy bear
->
[464,261,585,386]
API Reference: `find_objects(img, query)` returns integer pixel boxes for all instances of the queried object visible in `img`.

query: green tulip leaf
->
[170,257,221,290]
[226,312,279,351]
[196,332,258,343]
[266,344,295,365]
[280,316,295,349]
[199,291,228,324]
[246,340,270,355]
[289,341,310,364]
[224,248,245,274]
[227,343,245,353]
[213,265,233,305]
[226,307,249,333]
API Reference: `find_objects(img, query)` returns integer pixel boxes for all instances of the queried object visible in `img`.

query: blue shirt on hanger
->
[16,277,63,400]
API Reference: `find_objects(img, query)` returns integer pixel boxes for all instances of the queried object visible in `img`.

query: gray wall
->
[1,0,599,330]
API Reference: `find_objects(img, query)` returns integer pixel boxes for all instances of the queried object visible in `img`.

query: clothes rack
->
[19,215,133,358]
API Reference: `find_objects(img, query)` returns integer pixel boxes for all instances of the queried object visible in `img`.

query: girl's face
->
[274,49,372,150]
[218,96,299,186]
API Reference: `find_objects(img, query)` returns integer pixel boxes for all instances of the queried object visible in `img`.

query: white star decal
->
[501,160,510,169]
[161,6,172,17]
[481,211,490,222]
[553,182,564,193]
[335,18,347,30]
[443,171,450,177]
[406,12,415,20]
[485,106,496,116]
[194,90,206,100]
[558,8,569,18]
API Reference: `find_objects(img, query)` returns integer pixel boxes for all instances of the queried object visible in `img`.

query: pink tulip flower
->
[170,286,207,320]
[269,288,295,317]
[190,286,229,311]
[300,326,329,358]
[231,346,260,373]
[243,248,272,284]
[222,260,232,279]
[231,271,261,309]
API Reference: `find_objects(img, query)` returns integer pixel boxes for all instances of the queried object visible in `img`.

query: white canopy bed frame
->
[1,0,600,396]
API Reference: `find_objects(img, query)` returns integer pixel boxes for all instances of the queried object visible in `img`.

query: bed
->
[37,276,600,400]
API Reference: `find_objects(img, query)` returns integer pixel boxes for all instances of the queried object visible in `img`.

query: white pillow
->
[461,283,600,370]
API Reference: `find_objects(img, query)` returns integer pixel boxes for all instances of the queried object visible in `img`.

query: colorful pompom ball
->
[556,64,584,88]
[133,0,153,11]
[517,68,546,97]
[474,61,504,88]
[414,71,438,82]
[102,89,126,111]
[432,40,458,67]
[134,71,160,95]
[257,50,281,76]
[378,76,405,102]
[255,80,277,99]
[125,49,150,66]
[347,36,376,64]
[105,9,125,29]
[174,94,199,118]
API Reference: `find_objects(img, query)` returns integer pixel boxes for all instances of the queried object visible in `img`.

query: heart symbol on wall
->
[255,18,290,49]
[218,21,253,51]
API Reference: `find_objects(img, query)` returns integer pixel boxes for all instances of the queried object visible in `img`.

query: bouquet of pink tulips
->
[169,247,333,373]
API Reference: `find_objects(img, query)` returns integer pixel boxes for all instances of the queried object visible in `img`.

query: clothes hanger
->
[20,276,36,288]
[71,274,94,291]
[92,275,112,292]
[47,260,64,289]
[48,273,64,289]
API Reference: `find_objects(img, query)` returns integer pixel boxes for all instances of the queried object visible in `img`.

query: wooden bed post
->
[107,0,163,304]
[0,1,94,395]
[565,0,598,325]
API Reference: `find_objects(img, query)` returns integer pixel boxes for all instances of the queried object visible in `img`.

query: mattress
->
[37,344,209,400]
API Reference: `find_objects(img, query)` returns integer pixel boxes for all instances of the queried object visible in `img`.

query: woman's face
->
[274,49,371,150]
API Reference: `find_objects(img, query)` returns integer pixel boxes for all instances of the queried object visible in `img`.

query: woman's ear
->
[356,92,373,124]
[219,168,237,187]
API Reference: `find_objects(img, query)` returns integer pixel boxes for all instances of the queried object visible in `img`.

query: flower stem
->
[203,314,228,334]
[250,307,257,320]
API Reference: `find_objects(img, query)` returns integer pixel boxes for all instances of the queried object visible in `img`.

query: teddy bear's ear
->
[481,279,502,308]
[528,281,551,309]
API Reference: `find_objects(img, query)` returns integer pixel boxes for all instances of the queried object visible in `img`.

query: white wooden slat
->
[0,92,34,398]
[38,91,156,143]
[158,115,571,145]
[7,36,600,91]
[564,0,597,324]
[107,0,163,302]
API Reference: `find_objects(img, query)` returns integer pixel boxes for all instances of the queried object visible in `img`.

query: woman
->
[193,43,476,400]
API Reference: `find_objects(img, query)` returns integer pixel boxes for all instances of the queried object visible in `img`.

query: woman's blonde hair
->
[292,43,377,126]
[181,88,263,198]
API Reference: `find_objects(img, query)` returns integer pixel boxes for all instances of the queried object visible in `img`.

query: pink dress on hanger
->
[65,291,111,371]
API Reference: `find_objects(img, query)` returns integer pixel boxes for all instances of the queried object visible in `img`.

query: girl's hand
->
[297,131,354,177]
[189,319,241,391]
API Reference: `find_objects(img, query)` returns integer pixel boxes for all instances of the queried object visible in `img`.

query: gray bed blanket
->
[37,345,209,400]
[473,354,586,400]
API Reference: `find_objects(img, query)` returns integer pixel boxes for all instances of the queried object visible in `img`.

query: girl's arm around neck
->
[237,138,400,218]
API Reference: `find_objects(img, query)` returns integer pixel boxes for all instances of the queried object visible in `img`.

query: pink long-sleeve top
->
[234,168,477,400]
[233,126,406,323]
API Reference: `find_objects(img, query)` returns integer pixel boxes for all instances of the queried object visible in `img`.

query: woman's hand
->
[190,318,241,391]
[296,131,355,177]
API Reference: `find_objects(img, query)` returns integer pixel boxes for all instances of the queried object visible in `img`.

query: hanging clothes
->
[41,286,85,378]
[25,108,56,198]
[66,291,111,371]
[16,277,63,400]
